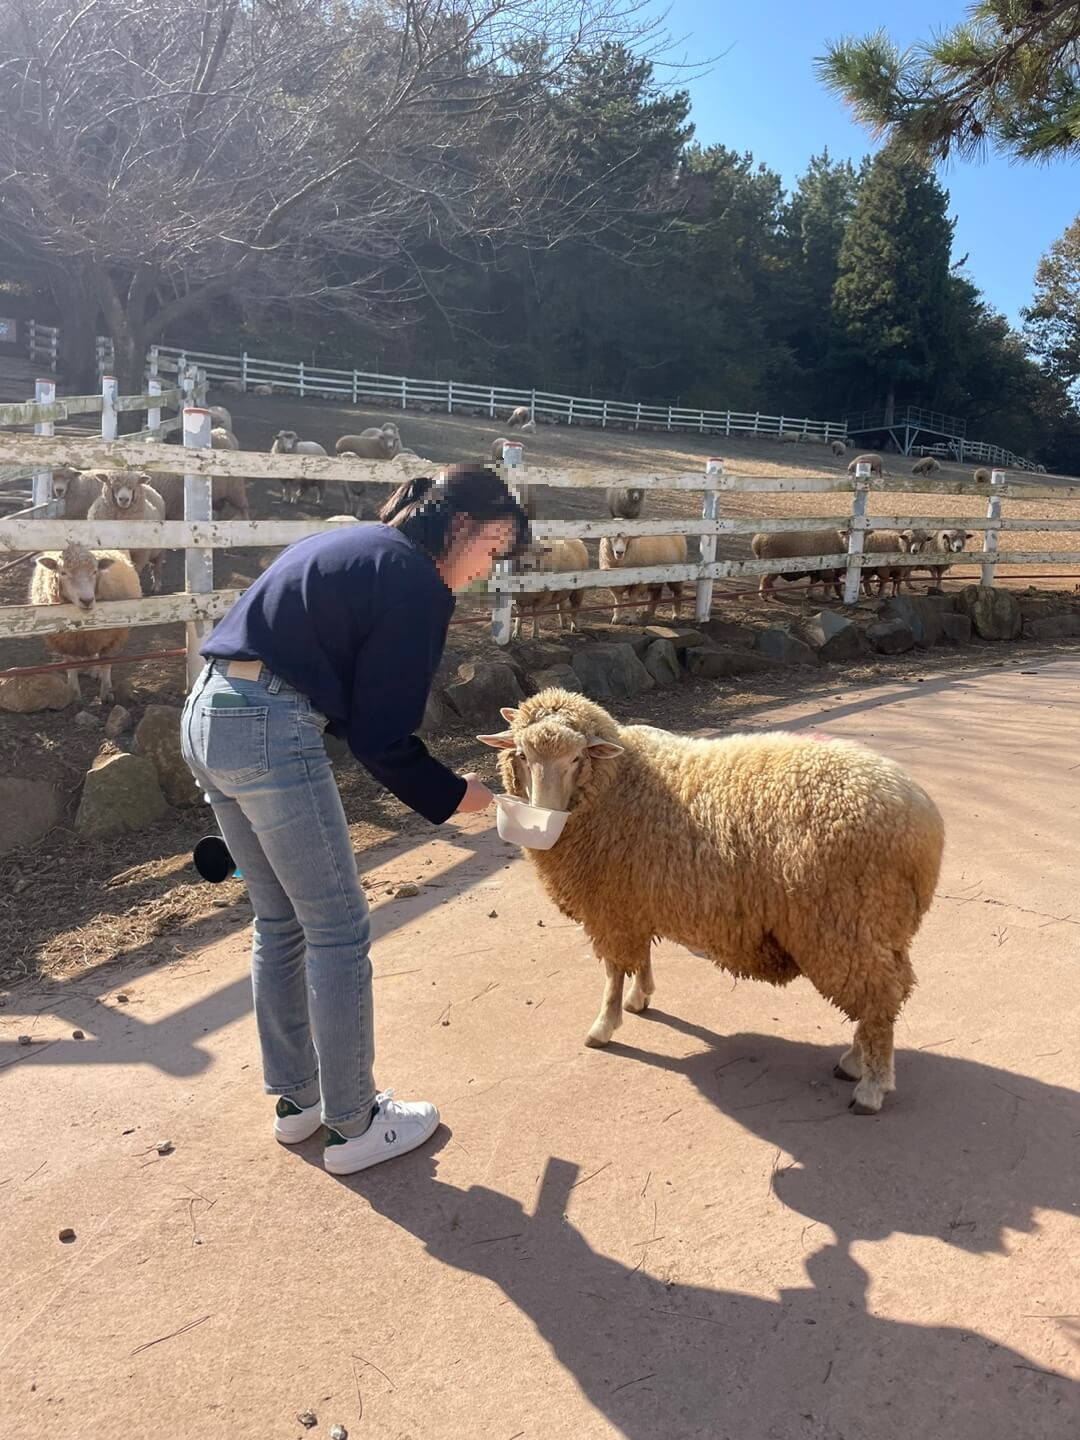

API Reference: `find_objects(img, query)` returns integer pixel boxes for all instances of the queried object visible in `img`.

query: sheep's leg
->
[849,1013,898,1114]
[585,961,626,1048]
[831,946,913,1114]
[668,582,685,620]
[65,665,82,705]
[96,659,114,706]
[511,609,521,641]
[625,951,656,1014]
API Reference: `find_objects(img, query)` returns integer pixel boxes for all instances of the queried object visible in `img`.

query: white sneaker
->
[273,1096,324,1145]
[323,1089,439,1176]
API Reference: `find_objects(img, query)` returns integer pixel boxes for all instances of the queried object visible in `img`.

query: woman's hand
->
[456,772,494,814]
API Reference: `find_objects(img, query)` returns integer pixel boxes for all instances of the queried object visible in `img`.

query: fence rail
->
[2,405,1079,667]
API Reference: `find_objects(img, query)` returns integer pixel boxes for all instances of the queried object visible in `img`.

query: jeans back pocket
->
[199,702,270,783]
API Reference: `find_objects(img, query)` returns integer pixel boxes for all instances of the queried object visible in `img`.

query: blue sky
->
[651,0,1080,326]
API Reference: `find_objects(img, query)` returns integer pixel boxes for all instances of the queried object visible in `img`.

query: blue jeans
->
[181,661,376,1133]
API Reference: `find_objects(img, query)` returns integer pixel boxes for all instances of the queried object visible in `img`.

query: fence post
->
[27,319,36,363]
[530,390,537,422]
[448,381,454,415]
[567,397,575,427]
[843,468,870,605]
[32,378,56,517]
[635,402,642,431]
[147,377,162,434]
[194,366,208,407]
[241,351,248,392]
[489,386,496,419]
[490,441,524,646]
[667,406,673,431]
[49,327,58,371]
[602,400,609,429]
[352,369,359,405]
[183,406,214,687]
[100,375,118,441]
[981,470,1005,586]
[400,376,407,410]
[298,360,305,398]
[696,458,722,622]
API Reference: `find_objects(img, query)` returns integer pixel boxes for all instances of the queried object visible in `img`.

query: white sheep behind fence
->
[599,533,689,624]
[271,430,328,505]
[86,470,166,593]
[512,538,590,639]
[29,544,142,705]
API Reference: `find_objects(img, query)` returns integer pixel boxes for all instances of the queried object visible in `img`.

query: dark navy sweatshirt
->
[201,524,467,824]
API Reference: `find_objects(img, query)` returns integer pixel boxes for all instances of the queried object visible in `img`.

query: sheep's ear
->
[499,706,520,723]
[476,730,518,750]
[585,738,623,760]
[96,557,114,571]
[38,556,59,572]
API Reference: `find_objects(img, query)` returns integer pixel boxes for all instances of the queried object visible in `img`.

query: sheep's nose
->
[77,598,94,611]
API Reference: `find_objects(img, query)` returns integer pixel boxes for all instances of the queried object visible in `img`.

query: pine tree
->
[831,145,953,417]
[1023,217,1080,393]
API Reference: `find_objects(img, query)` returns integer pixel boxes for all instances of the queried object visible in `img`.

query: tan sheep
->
[49,466,100,519]
[210,425,239,450]
[208,405,233,431]
[901,529,974,586]
[606,487,645,520]
[480,689,944,1113]
[151,469,249,522]
[599,533,688,623]
[831,440,847,457]
[271,430,328,505]
[507,406,532,428]
[750,529,847,600]
[30,544,142,705]
[251,384,274,396]
[778,430,800,445]
[847,453,884,477]
[911,456,941,477]
[86,470,166,593]
[860,530,911,599]
[512,539,589,639]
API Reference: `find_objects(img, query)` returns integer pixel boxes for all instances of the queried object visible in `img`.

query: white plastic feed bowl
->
[495,794,569,850]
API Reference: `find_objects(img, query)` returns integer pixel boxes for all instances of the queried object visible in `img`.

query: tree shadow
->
[347,1131,1076,1440]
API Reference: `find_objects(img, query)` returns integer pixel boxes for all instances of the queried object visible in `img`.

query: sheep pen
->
[481,689,945,1114]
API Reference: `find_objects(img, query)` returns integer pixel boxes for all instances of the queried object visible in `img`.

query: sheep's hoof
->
[833,1063,857,1082]
[624,991,650,1014]
[849,1098,881,1116]
[584,1027,612,1048]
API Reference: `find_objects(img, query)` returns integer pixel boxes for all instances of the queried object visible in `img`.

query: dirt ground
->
[2,658,1077,1439]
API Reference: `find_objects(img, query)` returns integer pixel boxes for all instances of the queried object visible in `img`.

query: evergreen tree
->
[831,145,953,417]
[1023,216,1080,394]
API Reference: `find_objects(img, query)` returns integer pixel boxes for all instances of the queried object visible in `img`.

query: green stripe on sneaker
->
[276,1097,305,1118]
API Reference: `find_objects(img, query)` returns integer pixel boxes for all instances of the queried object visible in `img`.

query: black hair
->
[380,464,531,561]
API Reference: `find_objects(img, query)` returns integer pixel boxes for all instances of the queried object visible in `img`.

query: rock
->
[867,619,916,654]
[0,778,64,857]
[686,646,772,679]
[72,1030,85,1040]
[955,585,1022,641]
[444,662,526,723]
[74,709,102,729]
[134,705,201,807]
[103,705,131,738]
[395,883,420,898]
[531,664,584,694]
[75,752,168,838]
[155,1139,174,1155]
[0,672,72,713]
[1022,612,1080,640]
[329,1426,348,1440]
[570,643,655,699]
[753,626,819,668]
[297,1412,317,1430]
[644,638,680,686]
[419,688,458,736]
[699,618,758,649]
[644,626,707,661]
[58,1228,76,1243]
[878,596,945,648]
[17,1034,31,1046]
[804,610,869,663]
[940,613,973,644]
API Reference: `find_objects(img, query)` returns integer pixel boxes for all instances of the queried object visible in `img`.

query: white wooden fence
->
[92,338,848,443]
[1,426,1079,680]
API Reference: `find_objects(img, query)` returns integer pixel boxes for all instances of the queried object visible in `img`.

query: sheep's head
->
[273,429,298,452]
[38,544,114,611]
[609,533,630,561]
[50,466,82,506]
[940,529,972,553]
[100,470,149,509]
[479,691,623,812]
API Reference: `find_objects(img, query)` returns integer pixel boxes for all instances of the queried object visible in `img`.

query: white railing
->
[27,321,60,372]
[0,368,196,512]
[91,336,848,443]
[2,429,1079,675]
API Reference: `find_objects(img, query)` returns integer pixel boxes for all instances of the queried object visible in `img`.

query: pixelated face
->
[443,517,517,592]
